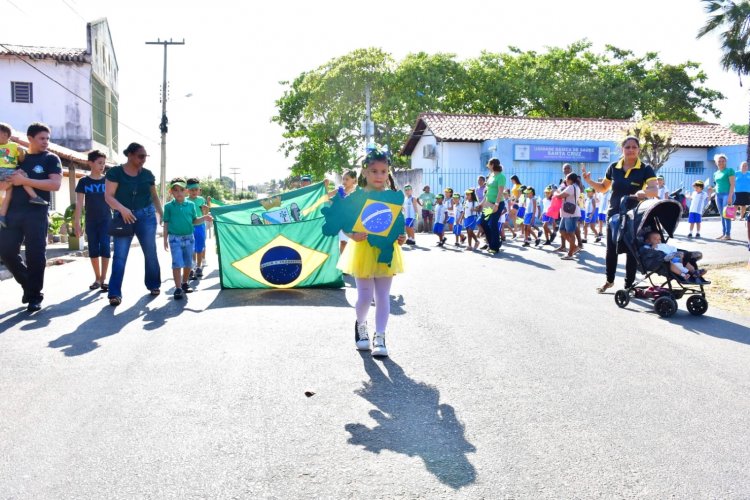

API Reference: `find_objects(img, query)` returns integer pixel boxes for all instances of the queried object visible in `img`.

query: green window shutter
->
[110,94,119,153]
[92,78,107,144]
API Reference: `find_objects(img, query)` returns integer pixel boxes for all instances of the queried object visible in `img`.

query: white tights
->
[354,277,393,333]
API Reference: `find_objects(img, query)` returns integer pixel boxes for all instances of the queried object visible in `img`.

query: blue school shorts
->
[405,217,415,228]
[169,234,195,269]
[580,209,586,219]
[464,215,478,230]
[452,223,463,236]
[193,223,206,253]
[433,222,445,235]
[598,212,607,222]
[541,214,553,223]
[585,209,598,224]
[517,206,526,218]
[688,212,702,224]
[523,213,534,225]
[447,216,455,225]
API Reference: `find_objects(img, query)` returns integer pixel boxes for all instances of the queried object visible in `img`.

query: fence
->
[410,165,715,199]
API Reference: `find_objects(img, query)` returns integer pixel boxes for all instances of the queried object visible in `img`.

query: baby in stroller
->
[643,231,707,283]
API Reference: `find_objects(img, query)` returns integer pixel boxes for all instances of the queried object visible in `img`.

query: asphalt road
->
[0,218,748,499]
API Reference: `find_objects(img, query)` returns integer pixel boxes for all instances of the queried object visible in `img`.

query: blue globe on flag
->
[360,202,393,234]
[259,246,303,285]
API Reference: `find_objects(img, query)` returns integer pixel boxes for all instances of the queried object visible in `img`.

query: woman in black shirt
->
[583,136,658,293]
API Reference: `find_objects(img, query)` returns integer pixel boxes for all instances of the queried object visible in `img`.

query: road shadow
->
[205,287,350,310]
[345,355,476,489]
[494,250,555,271]
[1,291,100,333]
[615,297,750,344]
[48,296,154,356]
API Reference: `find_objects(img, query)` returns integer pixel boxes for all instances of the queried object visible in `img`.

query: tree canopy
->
[273,41,724,178]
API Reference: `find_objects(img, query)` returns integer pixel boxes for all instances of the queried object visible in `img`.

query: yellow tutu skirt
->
[337,240,404,278]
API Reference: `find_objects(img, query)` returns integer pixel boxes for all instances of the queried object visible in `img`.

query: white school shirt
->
[524,195,535,214]
[598,191,610,212]
[403,195,416,219]
[585,196,596,214]
[453,202,464,222]
[657,185,670,199]
[688,191,708,214]
[463,200,477,219]
[434,203,447,224]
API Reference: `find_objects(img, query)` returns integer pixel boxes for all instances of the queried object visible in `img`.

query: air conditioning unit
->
[423,144,436,159]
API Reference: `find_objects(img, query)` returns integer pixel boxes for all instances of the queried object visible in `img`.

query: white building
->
[0,18,119,159]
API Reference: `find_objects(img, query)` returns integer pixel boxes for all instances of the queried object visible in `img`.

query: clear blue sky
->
[3,0,747,185]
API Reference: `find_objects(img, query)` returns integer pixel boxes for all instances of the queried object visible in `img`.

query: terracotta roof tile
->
[0,44,89,63]
[401,113,746,155]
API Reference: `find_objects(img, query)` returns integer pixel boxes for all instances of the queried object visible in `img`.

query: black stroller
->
[613,197,709,318]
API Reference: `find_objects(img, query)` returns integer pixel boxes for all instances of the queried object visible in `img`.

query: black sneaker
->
[534,238,541,246]
[695,233,701,239]
[406,238,416,245]
[355,320,370,350]
[189,269,196,280]
[195,267,203,278]
[687,233,693,239]
[181,282,193,293]
[27,302,42,312]
[174,288,183,300]
[480,244,489,250]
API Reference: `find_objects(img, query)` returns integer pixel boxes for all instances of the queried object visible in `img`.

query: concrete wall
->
[0,58,92,152]
[410,134,437,172]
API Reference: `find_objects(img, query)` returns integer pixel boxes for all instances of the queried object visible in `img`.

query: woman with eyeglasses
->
[104,142,164,306]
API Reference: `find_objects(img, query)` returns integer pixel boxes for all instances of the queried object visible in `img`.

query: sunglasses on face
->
[136,154,149,159]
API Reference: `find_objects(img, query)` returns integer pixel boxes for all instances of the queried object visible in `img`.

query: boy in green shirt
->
[163,178,212,299]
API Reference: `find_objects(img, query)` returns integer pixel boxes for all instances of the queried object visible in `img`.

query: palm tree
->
[698,0,750,162]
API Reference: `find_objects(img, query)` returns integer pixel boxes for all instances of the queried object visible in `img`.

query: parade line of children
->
[406,178,611,254]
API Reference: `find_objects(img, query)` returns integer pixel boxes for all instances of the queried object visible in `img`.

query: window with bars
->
[11,82,33,103]
[684,161,704,175]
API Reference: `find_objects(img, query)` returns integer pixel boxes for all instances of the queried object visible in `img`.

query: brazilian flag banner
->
[211,182,330,225]
[212,183,343,289]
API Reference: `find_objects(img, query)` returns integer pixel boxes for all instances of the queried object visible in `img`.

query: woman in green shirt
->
[713,154,736,240]
[104,142,164,305]
[479,158,506,253]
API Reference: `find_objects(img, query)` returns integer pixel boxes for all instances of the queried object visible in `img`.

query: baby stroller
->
[613,197,709,318]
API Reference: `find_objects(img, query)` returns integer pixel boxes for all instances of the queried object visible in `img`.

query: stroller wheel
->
[654,296,678,318]
[614,289,630,308]
[686,295,709,316]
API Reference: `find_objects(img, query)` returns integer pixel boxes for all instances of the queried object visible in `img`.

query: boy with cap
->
[433,194,447,247]
[163,178,212,299]
[402,184,418,245]
[687,180,709,238]
[186,178,209,278]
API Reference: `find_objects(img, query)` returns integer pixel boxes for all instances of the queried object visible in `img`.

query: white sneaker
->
[355,321,370,350]
[372,333,388,357]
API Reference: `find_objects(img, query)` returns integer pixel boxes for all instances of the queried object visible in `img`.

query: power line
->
[0,42,158,146]
[60,0,86,22]
[4,0,25,14]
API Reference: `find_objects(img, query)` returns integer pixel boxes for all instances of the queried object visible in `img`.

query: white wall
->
[89,21,118,92]
[0,57,92,151]
[438,142,482,172]
[409,134,437,171]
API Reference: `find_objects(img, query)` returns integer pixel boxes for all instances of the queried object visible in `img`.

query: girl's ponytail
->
[387,172,397,192]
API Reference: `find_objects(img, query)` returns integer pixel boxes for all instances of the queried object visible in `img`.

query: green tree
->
[730,123,749,135]
[698,0,750,162]
[624,119,679,171]
[274,44,724,178]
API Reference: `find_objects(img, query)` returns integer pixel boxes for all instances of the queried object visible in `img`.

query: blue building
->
[400,113,746,196]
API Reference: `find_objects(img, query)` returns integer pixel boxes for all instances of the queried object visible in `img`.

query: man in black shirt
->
[0,123,62,311]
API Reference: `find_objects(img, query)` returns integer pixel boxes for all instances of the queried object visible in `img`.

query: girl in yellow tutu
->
[338,149,406,357]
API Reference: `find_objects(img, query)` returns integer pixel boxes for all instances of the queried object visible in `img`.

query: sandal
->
[149,289,161,296]
[100,283,109,292]
[89,282,101,290]
[108,296,121,306]
[561,255,576,260]
[596,282,614,293]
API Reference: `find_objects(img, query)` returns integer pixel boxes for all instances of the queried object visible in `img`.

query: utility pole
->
[211,143,229,188]
[363,82,373,152]
[229,167,241,196]
[146,38,185,203]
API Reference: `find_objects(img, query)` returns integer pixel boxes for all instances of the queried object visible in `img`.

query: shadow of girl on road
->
[345,355,476,490]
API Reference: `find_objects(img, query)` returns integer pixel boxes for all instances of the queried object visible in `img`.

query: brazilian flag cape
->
[212,182,344,289]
